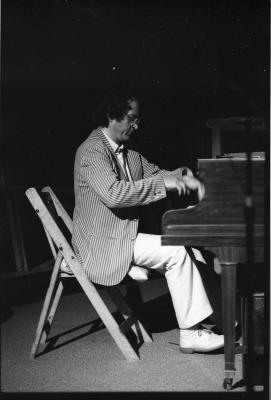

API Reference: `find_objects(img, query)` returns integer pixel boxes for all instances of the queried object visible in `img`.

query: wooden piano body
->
[162,157,265,390]
[162,157,264,250]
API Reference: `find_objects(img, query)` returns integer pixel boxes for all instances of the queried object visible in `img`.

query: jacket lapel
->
[97,128,129,181]
[96,128,143,181]
[126,151,142,181]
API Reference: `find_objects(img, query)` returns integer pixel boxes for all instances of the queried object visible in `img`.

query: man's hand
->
[171,166,194,177]
[182,175,205,201]
[163,174,205,200]
[163,176,188,196]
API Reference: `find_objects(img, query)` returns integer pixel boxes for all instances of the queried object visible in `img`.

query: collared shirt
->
[102,129,132,181]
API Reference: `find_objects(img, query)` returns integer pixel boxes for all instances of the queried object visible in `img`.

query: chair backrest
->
[41,187,72,246]
[27,186,150,283]
[42,186,73,233]
[26,187,116,306]
[25,187,77,267]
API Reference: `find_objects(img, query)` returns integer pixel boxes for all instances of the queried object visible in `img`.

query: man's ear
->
[107,118,113,128]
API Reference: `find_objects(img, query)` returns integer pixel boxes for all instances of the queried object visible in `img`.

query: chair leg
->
[40,280,64,346]
[29,254,62,359]
[74,271,140,361]
[106,286,152,344]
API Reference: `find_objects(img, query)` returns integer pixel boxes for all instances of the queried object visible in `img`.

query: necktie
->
[115,146,132,181]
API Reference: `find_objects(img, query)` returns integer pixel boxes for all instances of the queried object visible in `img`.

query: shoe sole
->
[179,344,224,354]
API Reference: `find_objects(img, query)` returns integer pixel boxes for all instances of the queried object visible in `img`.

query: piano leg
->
[221,262,237,391]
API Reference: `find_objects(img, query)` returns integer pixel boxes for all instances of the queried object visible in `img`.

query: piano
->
[162,155,265,390]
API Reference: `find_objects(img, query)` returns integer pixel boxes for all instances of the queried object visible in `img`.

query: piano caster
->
[223,378,233,391]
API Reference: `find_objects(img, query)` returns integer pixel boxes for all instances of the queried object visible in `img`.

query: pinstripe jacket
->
[72,127,169,286]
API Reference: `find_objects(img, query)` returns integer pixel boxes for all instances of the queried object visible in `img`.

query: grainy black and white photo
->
[1,0,269,395]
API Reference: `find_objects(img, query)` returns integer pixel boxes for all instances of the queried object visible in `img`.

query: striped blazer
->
[72,127,169,286]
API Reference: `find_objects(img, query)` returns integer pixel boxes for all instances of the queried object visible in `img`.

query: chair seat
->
[60,259,150,282]
[60,259,74,275]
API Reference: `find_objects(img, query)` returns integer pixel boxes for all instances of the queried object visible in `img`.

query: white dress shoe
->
[180,329,224,353]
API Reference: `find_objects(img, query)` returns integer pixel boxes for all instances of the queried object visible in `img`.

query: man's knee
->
[165,248,189,271]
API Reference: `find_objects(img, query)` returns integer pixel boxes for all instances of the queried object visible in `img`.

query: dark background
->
[1,0,269,272]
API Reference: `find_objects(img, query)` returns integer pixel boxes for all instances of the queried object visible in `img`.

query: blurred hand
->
[171,166,194,177]
[163,176,188,196]
[163,174,205,200]
[182,175,205,201]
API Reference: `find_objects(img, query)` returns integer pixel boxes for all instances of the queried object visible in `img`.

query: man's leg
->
[186,247,224,332]
[133,233,212,328]
[132,233,224,353]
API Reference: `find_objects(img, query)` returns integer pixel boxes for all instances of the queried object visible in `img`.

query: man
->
[72,91,224,353]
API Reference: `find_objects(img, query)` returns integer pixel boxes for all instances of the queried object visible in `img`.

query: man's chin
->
[124,132,133,140]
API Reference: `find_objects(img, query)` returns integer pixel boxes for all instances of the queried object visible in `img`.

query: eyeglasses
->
[126,114,141,126]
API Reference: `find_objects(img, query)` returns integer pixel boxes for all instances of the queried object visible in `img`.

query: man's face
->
[109,100,140,145]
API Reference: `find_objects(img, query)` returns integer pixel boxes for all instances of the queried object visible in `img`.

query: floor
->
[1,276,265,395]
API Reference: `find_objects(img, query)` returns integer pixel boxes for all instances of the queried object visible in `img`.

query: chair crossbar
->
[119,315,138,334]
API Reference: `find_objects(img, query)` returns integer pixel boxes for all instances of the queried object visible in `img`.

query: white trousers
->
[132,233,213,329]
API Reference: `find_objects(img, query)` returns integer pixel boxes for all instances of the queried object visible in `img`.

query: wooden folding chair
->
[26,186,152,361]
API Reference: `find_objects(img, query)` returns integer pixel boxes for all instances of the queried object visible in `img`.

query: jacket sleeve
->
[140,154,169,178]
[140,154,192,179]
[79,146,167,209]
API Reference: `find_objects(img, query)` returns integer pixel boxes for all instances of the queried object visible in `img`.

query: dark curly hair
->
[92,91,138,127]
